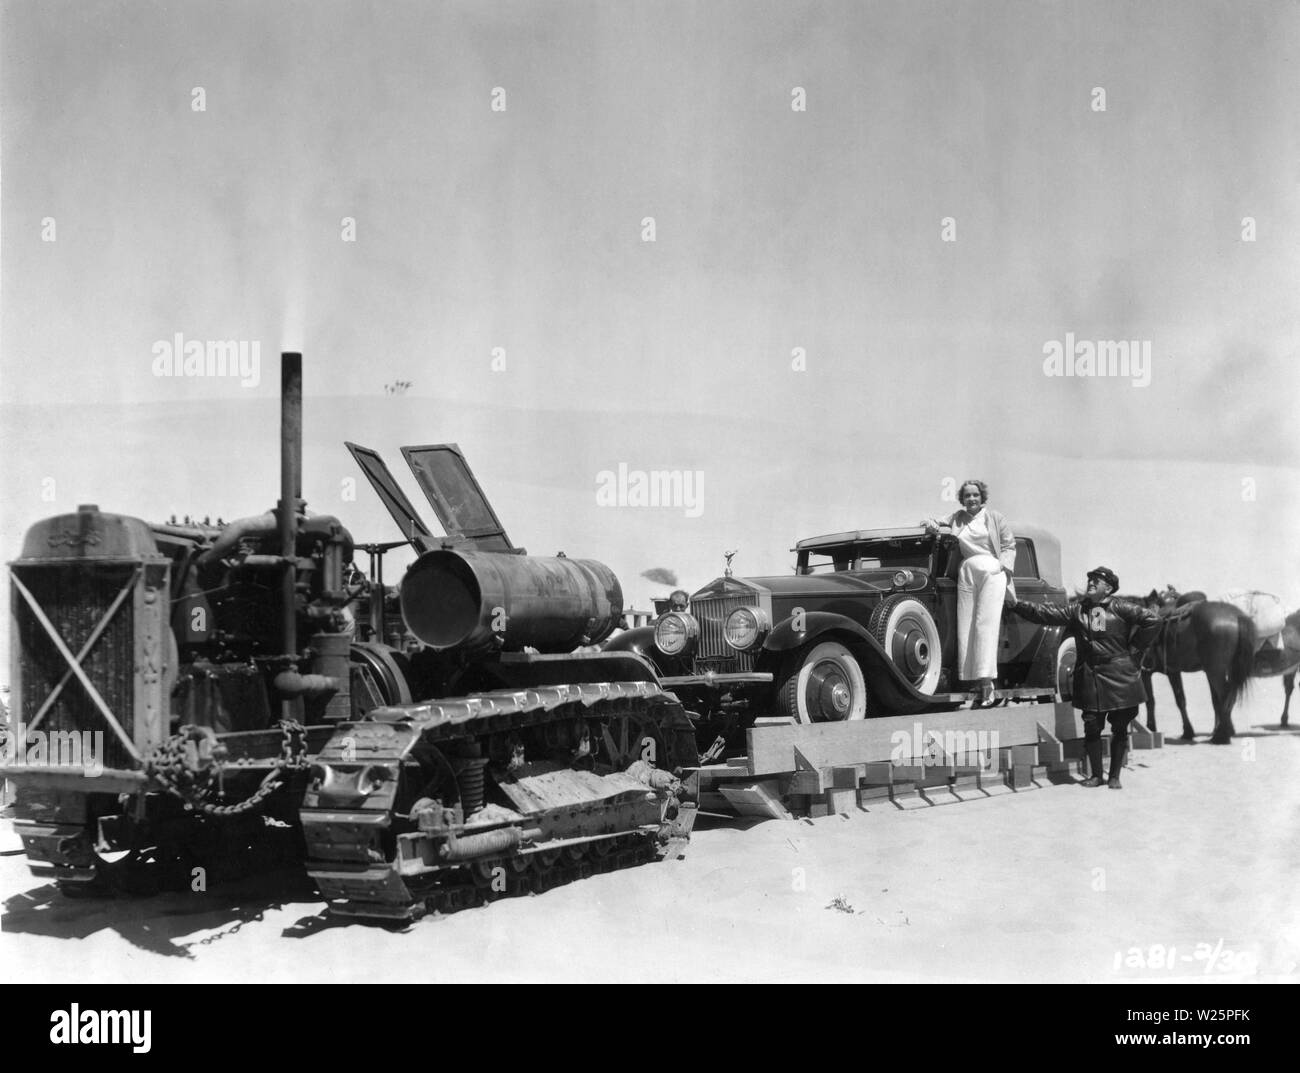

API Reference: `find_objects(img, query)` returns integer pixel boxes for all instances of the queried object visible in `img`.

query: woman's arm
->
[994,510,1017,572]
[921,510,960,534]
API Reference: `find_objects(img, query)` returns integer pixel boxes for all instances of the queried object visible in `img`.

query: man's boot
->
[1081,739,1105,787]
[1108,735,1127,789]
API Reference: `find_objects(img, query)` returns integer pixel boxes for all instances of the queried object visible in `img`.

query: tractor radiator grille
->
[13,563,137,771]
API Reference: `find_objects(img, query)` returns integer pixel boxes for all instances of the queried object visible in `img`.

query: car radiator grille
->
[13,563,138,771]
[691,594,756,672]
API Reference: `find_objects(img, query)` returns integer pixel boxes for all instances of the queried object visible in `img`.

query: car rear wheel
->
[869,595,943,694]
[776,641,868,724]
[1055,636,1076,702]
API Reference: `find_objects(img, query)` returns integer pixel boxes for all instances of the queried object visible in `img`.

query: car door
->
[931,537,961,690]
[1000,538,1050,661]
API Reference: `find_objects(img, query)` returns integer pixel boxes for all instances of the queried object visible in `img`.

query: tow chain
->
[143,720,310,818]
[181,913,262,949]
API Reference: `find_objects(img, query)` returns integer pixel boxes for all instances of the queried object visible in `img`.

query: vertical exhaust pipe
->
[279,353,302,665]
[273,352,351,721]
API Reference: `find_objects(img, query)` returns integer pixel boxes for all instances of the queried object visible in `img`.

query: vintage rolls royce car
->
[609,525,1075,727]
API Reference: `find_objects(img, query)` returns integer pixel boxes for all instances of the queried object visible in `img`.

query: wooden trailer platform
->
[686,696,1164,820]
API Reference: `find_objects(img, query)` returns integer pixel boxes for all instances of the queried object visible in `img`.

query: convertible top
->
[794,523,1063,589]
[793,526,929,551]
[1016,524,1062,589]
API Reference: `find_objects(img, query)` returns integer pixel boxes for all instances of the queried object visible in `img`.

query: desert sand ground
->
[3,679,1297,984]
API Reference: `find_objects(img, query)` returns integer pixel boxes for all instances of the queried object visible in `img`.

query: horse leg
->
[1283,671,1294,728]
[1170,672,1194,740]
[1208,676,1233,744]
[1141,670,1156,732]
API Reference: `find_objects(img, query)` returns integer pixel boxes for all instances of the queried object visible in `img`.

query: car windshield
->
[800,538,932,574]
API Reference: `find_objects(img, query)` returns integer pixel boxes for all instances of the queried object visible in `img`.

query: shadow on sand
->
[2,863,324,958]
[1161,725,1296,746]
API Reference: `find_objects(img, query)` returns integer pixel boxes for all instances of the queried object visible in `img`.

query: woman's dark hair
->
[958,479,989,504]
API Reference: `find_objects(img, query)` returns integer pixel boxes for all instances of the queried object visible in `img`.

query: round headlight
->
[724,606,770,651]
[654,612,698,656]
[892,569,915,588]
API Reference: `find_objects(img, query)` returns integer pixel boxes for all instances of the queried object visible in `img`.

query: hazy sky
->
[2,1,1298,671]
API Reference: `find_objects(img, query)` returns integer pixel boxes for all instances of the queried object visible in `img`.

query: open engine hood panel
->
[400,443,515,552]
[344,441,435,549]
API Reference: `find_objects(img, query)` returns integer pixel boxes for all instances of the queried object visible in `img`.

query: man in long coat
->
[1005,566,1161,788]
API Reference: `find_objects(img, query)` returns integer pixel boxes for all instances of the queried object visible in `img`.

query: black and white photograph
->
[1,0,1297,1006]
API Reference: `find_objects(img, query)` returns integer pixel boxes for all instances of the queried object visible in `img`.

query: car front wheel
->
[776,640,869,724]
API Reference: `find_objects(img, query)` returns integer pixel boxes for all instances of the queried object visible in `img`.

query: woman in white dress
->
[923,480,1017,706]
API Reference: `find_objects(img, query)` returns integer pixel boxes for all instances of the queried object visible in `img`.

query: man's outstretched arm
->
[1004,595,1073,626]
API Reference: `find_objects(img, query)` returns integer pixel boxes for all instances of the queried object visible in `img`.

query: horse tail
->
[1223,610,1256,711]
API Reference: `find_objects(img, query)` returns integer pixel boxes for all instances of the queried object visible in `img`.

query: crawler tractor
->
[2,354,696,920]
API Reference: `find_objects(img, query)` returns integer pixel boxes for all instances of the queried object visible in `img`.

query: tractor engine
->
[154,507,360,731]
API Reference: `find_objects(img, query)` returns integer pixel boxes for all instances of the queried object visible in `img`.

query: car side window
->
[1012,538,1038,579]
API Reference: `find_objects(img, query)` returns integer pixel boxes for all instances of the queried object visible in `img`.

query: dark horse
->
[1130,587,1256,744]
[1249,607,1300,727]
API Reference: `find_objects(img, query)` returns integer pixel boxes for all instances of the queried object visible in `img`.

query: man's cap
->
[1086,566,1119,590]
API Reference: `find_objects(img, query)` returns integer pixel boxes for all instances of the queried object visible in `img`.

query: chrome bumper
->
[659,672,773,689]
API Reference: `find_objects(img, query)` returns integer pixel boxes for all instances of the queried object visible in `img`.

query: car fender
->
[765,611,875,654]
[604,624,657,658]
[1023,621,1066,690]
